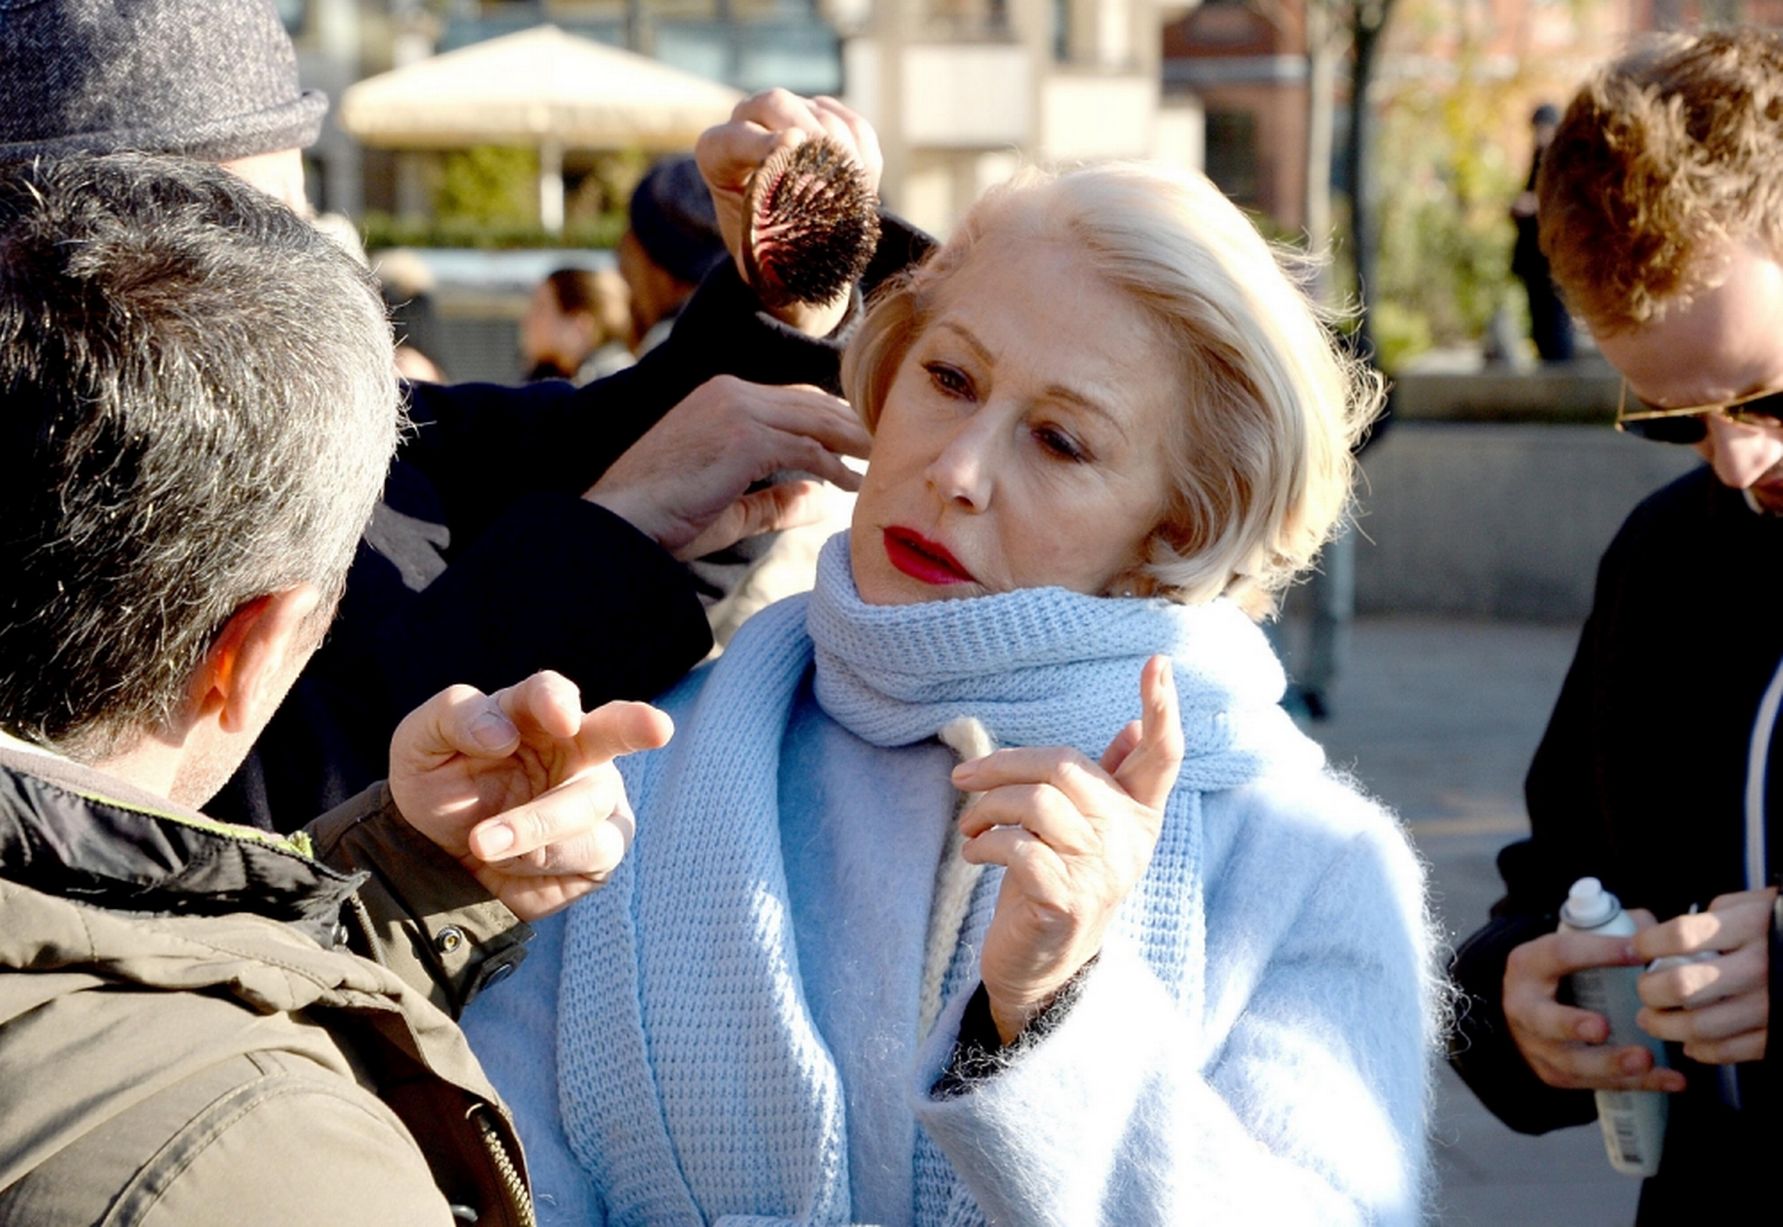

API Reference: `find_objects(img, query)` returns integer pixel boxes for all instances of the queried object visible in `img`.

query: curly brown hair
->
[1538,28,1783,334]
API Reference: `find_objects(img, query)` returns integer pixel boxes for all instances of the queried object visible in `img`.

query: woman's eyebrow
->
[1042,383,1128,439]
[933,319,993,365]
[933,319,1127,438]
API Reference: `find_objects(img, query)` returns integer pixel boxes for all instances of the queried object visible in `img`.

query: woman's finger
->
[1098,721,1143,775]
[958,783,1097,855]
[961,825,1071,906]
[1112,656,1183,812]
[951,746,1112,810]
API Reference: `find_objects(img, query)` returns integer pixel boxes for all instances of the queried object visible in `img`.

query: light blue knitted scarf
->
[556,536,1321,1225]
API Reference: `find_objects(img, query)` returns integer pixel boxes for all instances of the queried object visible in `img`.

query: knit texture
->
[0,0,326,161]
[467,535,1430,1225]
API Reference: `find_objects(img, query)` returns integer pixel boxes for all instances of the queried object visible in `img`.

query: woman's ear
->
[1104,525,1178,600]
[1102,565,1165,600]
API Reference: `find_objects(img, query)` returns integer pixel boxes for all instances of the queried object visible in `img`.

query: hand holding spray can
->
[1558,877,1670,1177]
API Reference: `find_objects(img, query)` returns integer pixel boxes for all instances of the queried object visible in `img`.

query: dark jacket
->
[211,243,926,833]
[1448,466,1781,1221]
[0,741,536,1226]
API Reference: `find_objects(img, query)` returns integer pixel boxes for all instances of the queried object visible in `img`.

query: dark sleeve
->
[400,216,936,545]
[213,499,712,832]
[1446,542,1628,1135]
[1446,902,1596,1134]
[932,963,1093,1099]
[306,785,532,1020]
[349,494,714,723]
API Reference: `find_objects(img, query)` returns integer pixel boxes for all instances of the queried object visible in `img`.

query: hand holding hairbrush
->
[739,134,881,314]
[695,91,884,335]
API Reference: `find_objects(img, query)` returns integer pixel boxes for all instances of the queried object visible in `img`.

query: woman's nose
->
[925,417,997,511]
[1698,415,1783,489]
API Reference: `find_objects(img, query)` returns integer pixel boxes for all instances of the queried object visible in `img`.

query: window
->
[1203,109,1259,207]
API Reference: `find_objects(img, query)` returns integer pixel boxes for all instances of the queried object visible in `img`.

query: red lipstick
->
[883,527,976,585]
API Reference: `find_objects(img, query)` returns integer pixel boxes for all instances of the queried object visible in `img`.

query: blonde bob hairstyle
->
[841,163,1383,618]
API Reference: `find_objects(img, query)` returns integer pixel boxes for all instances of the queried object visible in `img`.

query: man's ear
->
[190,586,326,736]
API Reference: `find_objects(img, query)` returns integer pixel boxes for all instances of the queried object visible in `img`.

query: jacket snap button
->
[436,925,466,955]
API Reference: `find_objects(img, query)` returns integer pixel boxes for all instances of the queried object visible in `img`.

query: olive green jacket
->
[0,743,536,1226]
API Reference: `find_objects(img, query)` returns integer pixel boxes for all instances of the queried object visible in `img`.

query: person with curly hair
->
[1449,28,1783,1222]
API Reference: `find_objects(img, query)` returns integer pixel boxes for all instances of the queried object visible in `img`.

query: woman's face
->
[850,237,1182,606]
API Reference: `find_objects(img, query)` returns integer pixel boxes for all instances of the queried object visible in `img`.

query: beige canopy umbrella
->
[340,25,744,231]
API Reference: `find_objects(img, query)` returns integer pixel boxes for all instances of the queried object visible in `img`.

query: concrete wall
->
[1352,423,1699,621]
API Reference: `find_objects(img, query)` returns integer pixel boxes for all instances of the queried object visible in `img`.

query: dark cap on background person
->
[627,155,728,287]
[0,0,326,162]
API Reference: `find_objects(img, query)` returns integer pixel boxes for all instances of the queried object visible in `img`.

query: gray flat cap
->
[0,0,327,161]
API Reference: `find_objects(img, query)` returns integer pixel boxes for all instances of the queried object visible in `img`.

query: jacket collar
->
[0,742,361,945]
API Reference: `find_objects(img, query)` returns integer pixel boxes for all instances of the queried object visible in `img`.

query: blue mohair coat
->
[464,538,1434,1226]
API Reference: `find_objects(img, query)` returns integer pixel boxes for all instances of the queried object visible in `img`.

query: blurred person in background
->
[0,0,901,832]
[1448,30,1781,1222]
[377,246,453,382]
[1509,102,1575,364]
[619,154,731,354]
[522,265,636,383]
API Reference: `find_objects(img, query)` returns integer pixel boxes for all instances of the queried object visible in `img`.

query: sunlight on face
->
[1597,245,1783,512]
[849,236,1183,606]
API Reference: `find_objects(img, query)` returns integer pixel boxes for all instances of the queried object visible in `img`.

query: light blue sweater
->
[465,538,1433,1225]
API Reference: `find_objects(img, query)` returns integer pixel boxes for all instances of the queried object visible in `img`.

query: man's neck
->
[0,724,191,802]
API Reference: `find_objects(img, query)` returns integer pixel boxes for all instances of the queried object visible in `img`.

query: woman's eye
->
[1034,425,1089,463]
[924,362,973,399]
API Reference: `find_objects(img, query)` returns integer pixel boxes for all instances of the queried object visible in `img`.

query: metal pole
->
[540,138,565,234]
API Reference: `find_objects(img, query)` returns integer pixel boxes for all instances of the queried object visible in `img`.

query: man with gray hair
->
[0,0,893,831]
[0,151,669,1225]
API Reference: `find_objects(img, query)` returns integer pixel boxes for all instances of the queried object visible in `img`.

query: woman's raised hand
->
[951,656,1184,1045]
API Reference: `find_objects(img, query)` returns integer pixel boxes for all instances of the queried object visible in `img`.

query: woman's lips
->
[882,527,976,585]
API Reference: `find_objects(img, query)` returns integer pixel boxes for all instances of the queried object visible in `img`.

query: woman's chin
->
[850,557,982,606]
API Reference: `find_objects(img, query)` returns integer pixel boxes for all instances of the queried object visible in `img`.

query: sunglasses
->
[1616,380,1783,443]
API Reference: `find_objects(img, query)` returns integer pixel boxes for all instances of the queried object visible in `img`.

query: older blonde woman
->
[466,118,1433,1227]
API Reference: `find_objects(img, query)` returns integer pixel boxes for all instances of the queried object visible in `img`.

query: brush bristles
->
[741,136,881,310]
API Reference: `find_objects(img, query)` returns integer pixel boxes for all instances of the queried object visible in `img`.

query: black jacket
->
[210,231,931,832]
[1448,466,1781,1221]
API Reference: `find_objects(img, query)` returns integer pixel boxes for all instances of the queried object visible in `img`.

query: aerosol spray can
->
[1558,876,1669,1177]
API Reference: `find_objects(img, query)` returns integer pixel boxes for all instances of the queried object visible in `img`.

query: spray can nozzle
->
[1562,876,1620,929]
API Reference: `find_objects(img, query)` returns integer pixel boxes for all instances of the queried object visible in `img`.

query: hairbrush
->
[740,136,881,310]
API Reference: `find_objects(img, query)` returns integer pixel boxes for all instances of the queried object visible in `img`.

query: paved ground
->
[1284,615,1646,1226]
